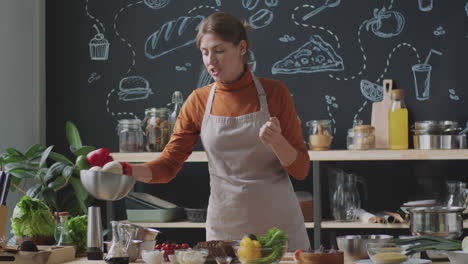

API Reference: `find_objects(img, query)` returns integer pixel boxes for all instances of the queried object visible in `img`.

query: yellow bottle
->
[388,89,408,149]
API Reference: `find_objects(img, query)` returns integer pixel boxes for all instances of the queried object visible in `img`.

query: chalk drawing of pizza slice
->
[271,35,344,75]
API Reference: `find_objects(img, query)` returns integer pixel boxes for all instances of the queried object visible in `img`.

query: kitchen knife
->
[1,173,11,205]
[0,171,5,205]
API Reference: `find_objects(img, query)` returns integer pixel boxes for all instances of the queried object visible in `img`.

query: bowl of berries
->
[154,242,191,261]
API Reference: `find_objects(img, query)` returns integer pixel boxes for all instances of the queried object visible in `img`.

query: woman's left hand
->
[259,117,283,146]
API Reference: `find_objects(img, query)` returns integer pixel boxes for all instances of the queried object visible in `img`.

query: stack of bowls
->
[412,120,466,149]
[336,235,393,260]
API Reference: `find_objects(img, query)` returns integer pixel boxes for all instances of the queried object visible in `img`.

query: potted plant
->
[0,122,94,215]
[0,122,95,245]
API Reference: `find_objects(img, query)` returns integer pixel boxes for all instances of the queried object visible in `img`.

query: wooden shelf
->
[308,149,468,161]
[113,149,468,163]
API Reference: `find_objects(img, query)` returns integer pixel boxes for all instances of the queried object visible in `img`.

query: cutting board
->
[371,79,393,149]
[0,245,76,264]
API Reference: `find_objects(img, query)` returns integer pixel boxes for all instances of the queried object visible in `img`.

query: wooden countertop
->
[63,256,446,264]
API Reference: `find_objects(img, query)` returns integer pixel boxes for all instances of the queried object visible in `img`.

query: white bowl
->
[80,170,135,200]
[445,251,468,264]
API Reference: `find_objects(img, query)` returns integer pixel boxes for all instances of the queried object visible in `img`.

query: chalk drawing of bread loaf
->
[145,15,205,59]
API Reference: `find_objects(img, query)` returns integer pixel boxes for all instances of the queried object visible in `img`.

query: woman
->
[129,12,311,250]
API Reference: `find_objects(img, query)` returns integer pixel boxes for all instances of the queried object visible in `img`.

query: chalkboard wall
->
[46,0,468,239]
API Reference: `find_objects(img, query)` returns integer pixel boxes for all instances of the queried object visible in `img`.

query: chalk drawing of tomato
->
[365,7,405,38]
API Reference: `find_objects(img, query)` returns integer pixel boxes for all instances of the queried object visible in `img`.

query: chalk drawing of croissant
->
[145,15,205,59]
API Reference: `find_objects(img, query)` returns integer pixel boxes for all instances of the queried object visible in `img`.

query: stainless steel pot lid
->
[408,206,465,213]
[413,120,459,130]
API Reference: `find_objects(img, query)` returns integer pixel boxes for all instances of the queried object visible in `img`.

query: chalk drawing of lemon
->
[360,80,383,102]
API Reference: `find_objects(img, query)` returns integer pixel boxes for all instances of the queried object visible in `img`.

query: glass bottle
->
[446,181,466,207]
[169,91,184,135]
[117,119,144,152]
[144,107,170,152]
[105,221,129,264]
[388,89,408,149]
[56,212,73,246]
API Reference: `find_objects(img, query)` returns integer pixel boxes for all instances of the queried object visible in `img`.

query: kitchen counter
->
[63,257,448,264]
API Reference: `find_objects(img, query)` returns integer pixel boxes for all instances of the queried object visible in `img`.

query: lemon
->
[462,236,468,252]
[240,237,253,247]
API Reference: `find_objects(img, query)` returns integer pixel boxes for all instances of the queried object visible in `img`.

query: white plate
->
[353,259,431,264]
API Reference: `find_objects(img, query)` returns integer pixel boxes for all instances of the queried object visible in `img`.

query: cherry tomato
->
[155,244,163,249]
[181,243,190,249]
[175,244,181,249]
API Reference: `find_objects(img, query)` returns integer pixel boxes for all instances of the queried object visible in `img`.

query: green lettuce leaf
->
[11,196,55,238]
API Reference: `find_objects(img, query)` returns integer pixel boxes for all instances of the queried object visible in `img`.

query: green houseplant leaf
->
[70,177,88,214]
[39,146,54,169]
[49,152,74,165]
[24,144,43,158]
[66,121,83,149]
[73,146,95,156]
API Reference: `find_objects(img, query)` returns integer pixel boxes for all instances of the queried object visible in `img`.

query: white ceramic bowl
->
[80,170,135,200]
[445,251,468,264]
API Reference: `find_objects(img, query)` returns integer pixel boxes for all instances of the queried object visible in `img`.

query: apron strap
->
[252,74,270,116]
[203,83,217,121]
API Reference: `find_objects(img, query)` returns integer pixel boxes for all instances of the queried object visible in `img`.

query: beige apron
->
[200,74,311,251]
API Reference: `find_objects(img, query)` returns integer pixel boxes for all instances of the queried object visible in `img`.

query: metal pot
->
[413,135,467,149]
[409,206,464,239]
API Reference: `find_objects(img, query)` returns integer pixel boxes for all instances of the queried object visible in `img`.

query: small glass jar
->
[117,119,144,152]
[144,107,171,152]
[353,125,376,150]
[306,120,333,151]
[347,119,363,150]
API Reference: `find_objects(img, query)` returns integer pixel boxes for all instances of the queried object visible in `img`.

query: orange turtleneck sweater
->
[145,70,310,183]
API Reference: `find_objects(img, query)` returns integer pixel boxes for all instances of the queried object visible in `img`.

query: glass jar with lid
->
[144,107,171,152]
[117,119,144,152]
[353,125,376,150]
[305,120,333,151]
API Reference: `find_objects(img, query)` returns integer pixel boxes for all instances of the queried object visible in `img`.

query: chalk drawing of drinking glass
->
[418,0,433,12]
[412,49,442,101]
[89,25,109,60]
[118,76,154,102]
[144,0,170,9]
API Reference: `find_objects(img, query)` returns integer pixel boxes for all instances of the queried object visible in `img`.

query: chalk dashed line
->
[292,5,341,49]
[328,20,369,81]
[376,43,421,83]
[113,1,143,74]
[188,5,220,14]
[85,0,105,32]
[326,105,337,135]
[353,100,368,121]
[388,0,394,10]
[106,89,138,119]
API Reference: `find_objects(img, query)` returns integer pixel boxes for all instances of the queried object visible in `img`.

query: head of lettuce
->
[11,196,56,245]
